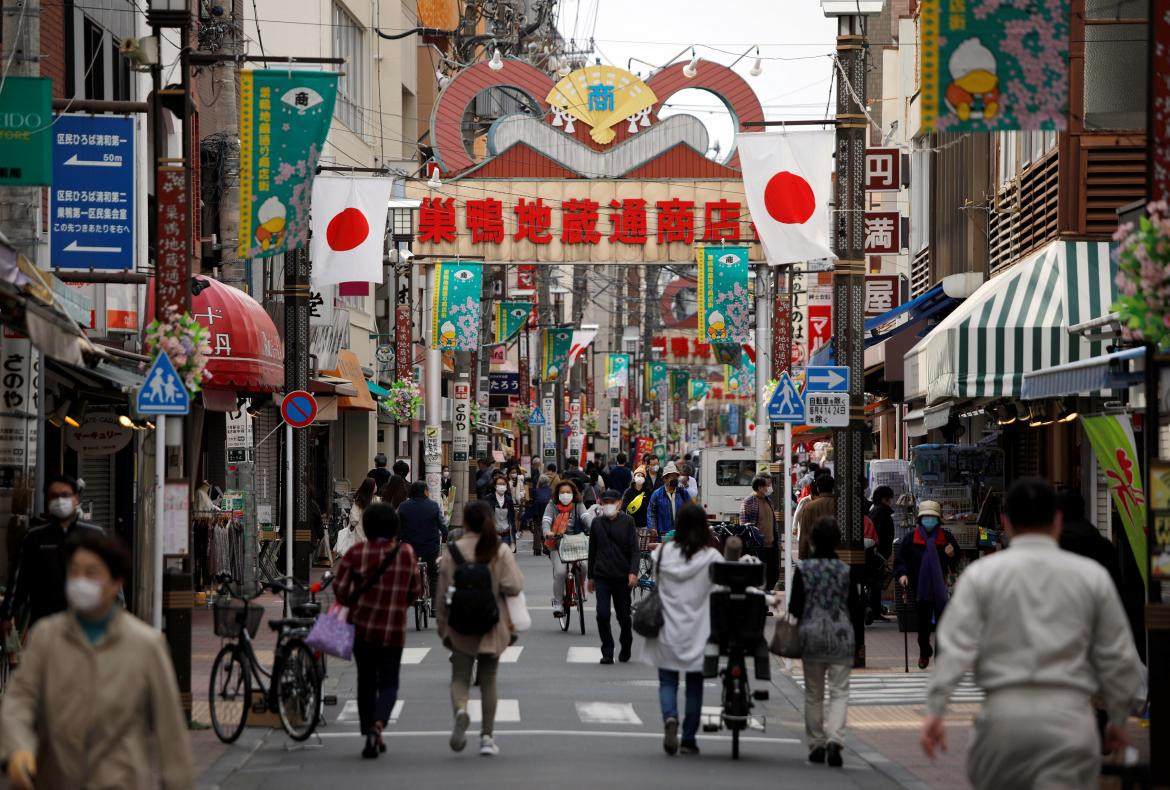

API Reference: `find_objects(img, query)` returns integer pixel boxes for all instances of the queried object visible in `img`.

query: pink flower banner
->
[920,0,1069,132]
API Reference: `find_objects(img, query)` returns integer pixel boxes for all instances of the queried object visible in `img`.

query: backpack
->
[445,542,500,636]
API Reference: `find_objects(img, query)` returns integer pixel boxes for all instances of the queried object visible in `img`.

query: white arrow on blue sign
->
[136,352,190,416]
[767,371,805,423]
[805,365,850,392]
[528,406,546,426]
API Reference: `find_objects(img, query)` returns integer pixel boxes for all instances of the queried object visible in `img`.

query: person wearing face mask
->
[643,454,664,491]
[482,472,518,549]
[646,462,691,538]
[622,466,652,530]
[0,530,192,789]
[441,466,453,497]
[895,500,960,669]
[586,490,639,664]
[740,476,779,589]
[1,475,107,637]
[540,480,594,618]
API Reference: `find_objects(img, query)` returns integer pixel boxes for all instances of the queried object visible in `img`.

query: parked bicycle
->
[635,528,658,600]
[208,572,328,743]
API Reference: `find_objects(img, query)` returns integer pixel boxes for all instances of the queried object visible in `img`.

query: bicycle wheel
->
[209,645,250,744]
[559,575,572,633]
[575,566,586,635]
[414,599,423,631]
[275,640,321,741]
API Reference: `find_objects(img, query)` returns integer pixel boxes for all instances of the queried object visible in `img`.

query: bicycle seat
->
[292,602,321,618]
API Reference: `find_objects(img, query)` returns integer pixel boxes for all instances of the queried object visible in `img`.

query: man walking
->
[397,481,448,615]
[796,475,835,559]
[367,453,392,491]
[587,490,639,664]
[740,476,778,589]
[920,478,1142,789]
[647,462,690,537]
[606,453,632,495]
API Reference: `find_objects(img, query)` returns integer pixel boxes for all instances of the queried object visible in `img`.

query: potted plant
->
[1115,201,1170,346]
[383,378,422,422]
[143,307,212,393]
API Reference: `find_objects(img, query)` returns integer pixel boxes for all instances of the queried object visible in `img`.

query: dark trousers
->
[761,543,779,590]
[915,602,940,659]
[595,576,632,659]
[354,639,403,735]
[419,552,439,605]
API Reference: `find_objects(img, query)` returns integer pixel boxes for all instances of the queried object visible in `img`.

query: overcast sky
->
[555,0,838,158]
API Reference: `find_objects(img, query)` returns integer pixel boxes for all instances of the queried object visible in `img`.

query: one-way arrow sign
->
[805,365,849,392]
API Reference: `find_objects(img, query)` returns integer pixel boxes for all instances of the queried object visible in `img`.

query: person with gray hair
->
[678,462,699,500]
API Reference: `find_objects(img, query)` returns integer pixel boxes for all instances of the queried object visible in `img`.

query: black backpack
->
[446,542,500,636]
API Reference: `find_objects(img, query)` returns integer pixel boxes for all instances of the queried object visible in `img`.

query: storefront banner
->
[689,379,710,401]
[605,353,630,389]
[670,368,689,400]
[1081,414,1147,585]
[431,261,483,351]
[541,324,573,381]
[494,300,532,343]
[696,245,751,344]
[723,349,755,397]
[645,361,667,402]
[238,70,338,258]
[0,77,51,186]
[635,436,655,464]
[919,0,1069,133]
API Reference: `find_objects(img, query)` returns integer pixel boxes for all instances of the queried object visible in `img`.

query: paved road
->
[198,536,913,789]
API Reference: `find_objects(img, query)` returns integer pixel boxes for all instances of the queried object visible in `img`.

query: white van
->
[698,446,768,522]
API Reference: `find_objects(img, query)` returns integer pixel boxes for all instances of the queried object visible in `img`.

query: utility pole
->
[831,11,870,668]
[283,246,311,580]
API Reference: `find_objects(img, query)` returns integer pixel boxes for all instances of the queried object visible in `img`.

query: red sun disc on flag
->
[763,171,816,225]
[326,207,370,251]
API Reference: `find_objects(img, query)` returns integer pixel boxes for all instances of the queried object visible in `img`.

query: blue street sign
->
[728,404,740,436]
[137,352,190,416]
[768,371,805,423]
[804,365,850,392]
[528,406,546,426]
[51,115,135,271]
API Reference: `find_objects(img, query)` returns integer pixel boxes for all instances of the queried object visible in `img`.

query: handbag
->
[558,532,590,562]
[505,591,531,632]
[769,612,802,658]
[305,603,355,660]
[631,548,665,638]
[625,492,645,514]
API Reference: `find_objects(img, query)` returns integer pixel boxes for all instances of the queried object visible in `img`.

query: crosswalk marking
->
[401,647,431,665]
[338,699,404,724]
[574,701,642,725]
[467,699,520,723]
[700,705,765,731]
[791,671,985,706]
[567,646,603,663]
[500,646,524,663]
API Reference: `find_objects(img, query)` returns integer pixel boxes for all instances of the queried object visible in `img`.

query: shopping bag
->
[505,591,531,632]
[305,604,354,660]
[769,612,802,658]
[631,549,664,638]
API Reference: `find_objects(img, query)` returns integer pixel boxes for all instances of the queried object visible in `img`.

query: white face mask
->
[496,484,507,495]
[66,577,104,614]
[602,504,619,518]
[649,465,659,474]
[49,496,76,520]
[442,471,450,480]
[634,475,645,486]
[765,486,774,497]
[558,492,574,505]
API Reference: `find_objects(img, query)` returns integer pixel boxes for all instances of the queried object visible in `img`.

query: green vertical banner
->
[723,350,754,397]
[494,300,532,343]
[697,245,751,344]
[541,324,573,381]
[689,379,710,401]
[670,368,689,400]
[1081,414,1147,586]
[238,70,338,258]
[605,353,630,389]
[919,0,1069,133]
[0,77,51,185]
[432,262,483,351]
[645,362,667,401]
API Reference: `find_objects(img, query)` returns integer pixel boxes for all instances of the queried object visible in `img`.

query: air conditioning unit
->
[119,36,160,67]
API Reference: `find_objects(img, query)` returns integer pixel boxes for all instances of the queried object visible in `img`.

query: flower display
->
[143,307,212,394]
[1114,202,1170,348]
[382,378,422,422]
[582,410,600,433]
[512,403,534,424]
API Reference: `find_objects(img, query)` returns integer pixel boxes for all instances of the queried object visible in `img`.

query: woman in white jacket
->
[643,502,721,756]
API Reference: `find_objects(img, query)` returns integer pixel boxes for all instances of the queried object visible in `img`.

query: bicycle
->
[635,528,658,601]
[559,558,587,635]
[414,559,431,631]
[208,573,326,743]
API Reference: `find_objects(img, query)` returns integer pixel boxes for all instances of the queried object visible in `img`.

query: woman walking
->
[643,502,721,756]
[438,500,524,757]
[788,517,860,768]
[894,500,960,669]
[621,466,651,531]
[334,503,419,759]
[482,471,519,549]
[540,480,594,618]
[336,476,378,557]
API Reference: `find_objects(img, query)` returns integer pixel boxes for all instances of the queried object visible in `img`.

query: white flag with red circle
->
[738,131,835,264]
[310,176,395,286]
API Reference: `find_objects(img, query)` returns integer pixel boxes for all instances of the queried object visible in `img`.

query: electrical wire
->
[0,0,30,95]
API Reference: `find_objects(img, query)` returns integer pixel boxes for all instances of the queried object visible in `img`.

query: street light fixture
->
[682,50,698,79]
[146,0,191,27]
[489,46,504,71]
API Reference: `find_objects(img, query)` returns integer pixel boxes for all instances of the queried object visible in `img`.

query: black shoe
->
[664,717,679,755]
[808,746,826,764]
[679,741,700,755]
[827,743,843,768]
[918,656,930,670]
[600,656,614,665]
[618,649,631,663]
[362,734,379,759]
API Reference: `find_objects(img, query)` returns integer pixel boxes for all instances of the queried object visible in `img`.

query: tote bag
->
[305,604,355,660]
[631,548,664,638]
[769,612,802,658]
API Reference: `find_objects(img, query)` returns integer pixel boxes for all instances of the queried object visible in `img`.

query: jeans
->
[658,669,704,743]
[451,653,500,736]
[802,660,850,749]
[353,640,403,736]
[594,577,632,659]
[499,529,513,546]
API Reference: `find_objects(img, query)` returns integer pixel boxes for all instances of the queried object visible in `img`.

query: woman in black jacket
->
[481,471,518,551]
[894,500,960,669]
[587,490,639,663]
[621,466,652,530]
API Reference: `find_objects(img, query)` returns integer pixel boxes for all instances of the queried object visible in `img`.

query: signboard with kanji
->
[865,148,902,192]
[863,211,904,255]
[864,275,902,318]
[804,392,850,427]
[453,381,471,462]
[0,77,51,186]
[155,166,190,319]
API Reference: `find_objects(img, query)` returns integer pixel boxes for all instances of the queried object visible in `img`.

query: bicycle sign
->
[136,352,190,416]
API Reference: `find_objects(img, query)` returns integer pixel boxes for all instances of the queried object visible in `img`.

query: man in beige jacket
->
[0,530,192,789]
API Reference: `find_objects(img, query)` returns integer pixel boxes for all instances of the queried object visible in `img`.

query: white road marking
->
[336,699,404,724]
[468,699,520,723]
[401,647,431,665]
[314,729,801,744]
[567,646,603,663]
[575,701,643,725]
[499,646,524,663]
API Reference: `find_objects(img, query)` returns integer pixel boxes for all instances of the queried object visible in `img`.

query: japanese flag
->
[738,131,835,264]
[310,176,394,286]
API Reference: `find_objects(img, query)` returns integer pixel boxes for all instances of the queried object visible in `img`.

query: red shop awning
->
[147,277,284,393]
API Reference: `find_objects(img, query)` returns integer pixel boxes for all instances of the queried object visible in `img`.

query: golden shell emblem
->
[546,66,657,145]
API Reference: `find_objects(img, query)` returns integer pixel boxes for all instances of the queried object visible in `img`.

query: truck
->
[697,446,768,522]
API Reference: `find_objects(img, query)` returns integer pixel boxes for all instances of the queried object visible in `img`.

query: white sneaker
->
[479,734,500,756]
[552,606,564,618]
[450,709,470,752]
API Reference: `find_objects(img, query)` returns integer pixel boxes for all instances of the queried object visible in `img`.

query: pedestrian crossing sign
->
[136,352,190,416]
[767,371,804,423]
[528,406,546,426]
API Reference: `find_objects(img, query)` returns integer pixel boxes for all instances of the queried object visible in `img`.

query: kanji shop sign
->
[155,166,190,319]
[864,275,902,318]
[865,148,903,192]
[395,303,413,382]
[863,211,905,255]
[405,179,762,263]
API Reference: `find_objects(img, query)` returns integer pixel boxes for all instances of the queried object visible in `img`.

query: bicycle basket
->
[558,533,590,563]
[213,600,262,639]
[636,528,655,551]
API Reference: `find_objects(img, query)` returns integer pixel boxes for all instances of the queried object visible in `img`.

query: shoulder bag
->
[306,542,402,659]
[769,612,802,658]
[631,547,665,638]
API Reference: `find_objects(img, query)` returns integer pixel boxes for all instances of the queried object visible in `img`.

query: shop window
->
[332,2,367,137]
[83,17,106,100]
[1083,22,1147,130]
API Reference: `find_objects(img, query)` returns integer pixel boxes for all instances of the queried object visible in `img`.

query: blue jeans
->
[658,669,704,742]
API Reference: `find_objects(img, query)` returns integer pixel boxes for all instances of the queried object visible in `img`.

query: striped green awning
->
[907,240,1116,405]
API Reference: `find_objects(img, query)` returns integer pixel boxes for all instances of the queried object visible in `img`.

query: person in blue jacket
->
[647,462,691,537]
